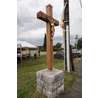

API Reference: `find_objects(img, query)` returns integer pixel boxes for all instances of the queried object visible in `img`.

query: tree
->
[75,34,79,49]
[55,43,62,49]
[54,43,62,51]
[77,38,82,50]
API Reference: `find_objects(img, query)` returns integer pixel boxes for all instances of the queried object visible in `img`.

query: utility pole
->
[64,0,70,72]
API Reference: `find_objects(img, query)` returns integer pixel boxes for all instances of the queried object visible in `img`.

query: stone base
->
[36,68,64,98]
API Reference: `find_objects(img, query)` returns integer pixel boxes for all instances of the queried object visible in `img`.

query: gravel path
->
[58,58,82,98]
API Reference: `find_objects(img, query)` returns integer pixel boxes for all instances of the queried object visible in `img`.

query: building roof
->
[17,41,38,49]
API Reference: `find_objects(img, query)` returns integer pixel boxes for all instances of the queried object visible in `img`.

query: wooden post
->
[37,4,59,71]
[70,45,75,71]
[46,5,53,70]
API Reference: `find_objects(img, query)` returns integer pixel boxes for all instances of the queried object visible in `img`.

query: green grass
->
[17,55,77,98]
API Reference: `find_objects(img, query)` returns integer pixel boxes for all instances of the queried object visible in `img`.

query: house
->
[17,41,38,59]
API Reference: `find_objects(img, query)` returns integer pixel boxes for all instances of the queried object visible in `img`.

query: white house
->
[17,41,38,58]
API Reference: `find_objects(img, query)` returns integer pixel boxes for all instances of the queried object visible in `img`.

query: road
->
[57,58,82,98]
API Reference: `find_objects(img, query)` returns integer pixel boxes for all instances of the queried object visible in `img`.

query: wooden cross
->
[37,4,59,70]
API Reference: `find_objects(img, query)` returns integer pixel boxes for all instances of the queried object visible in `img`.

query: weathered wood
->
[46,4,53,70]
[37,4,59,70]
[37,11,59,26]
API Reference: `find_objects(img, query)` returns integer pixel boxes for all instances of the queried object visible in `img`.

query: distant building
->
[17,41,38,59]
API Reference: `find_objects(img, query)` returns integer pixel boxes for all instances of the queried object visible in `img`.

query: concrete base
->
[36,68,64,98]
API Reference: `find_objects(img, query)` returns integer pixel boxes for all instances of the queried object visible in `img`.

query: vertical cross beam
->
[37,4,59,71]
[46,5,53,70]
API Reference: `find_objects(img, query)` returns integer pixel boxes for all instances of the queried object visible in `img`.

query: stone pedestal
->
[36,68,64,98]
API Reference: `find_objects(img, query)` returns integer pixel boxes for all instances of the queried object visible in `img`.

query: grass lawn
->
[17,55,77,98]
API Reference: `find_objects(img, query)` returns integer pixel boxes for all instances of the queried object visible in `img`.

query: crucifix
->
[37,4,59,70]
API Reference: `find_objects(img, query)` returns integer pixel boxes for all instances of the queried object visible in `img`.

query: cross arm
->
[37,11,59,26]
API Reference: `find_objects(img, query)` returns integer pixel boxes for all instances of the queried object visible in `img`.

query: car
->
[54,49,82,60]
[54,50,64,59]
[72,49,82,58]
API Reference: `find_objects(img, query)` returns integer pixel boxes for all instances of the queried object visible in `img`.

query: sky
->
[17,0,82,46]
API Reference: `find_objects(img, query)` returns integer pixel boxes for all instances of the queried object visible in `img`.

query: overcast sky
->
[17,0,82,45]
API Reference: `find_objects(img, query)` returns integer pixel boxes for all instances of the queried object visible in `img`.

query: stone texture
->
[36,68,64,98]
